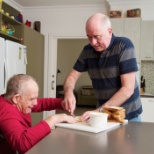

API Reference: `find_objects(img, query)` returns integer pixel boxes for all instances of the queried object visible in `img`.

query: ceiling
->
[12,0,104,7]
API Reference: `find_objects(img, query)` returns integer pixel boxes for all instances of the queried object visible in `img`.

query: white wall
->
[20,4,109,96]
[21,4,109,35]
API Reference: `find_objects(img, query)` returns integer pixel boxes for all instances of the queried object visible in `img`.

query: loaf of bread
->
[103,106,125,123]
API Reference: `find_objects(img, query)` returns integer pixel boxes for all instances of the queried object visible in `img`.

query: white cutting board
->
[56,120,128,133]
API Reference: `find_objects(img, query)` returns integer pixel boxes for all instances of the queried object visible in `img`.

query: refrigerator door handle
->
[24,48,27,64]
[4,60,7,90]
[4,61,8,90]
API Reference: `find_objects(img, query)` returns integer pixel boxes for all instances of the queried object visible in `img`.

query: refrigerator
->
[0,37,27,94]
[0,37,5,94]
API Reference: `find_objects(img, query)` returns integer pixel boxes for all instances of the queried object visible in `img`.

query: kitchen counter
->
[26,122,154,154]
[140,93,154,98]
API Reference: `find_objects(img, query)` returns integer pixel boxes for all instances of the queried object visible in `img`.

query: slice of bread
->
[103,106,125,123]
[75,116,82,122]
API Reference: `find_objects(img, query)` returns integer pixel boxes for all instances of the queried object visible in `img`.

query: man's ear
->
[108,28,112,36]
[12,94,20,104]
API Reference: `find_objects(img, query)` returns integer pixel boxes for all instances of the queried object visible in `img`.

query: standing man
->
[63,13,142,121]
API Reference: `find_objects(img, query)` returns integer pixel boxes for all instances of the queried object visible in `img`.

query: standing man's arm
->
[103,72,136,107]
[81,72,136,121]
[62,69,82,115]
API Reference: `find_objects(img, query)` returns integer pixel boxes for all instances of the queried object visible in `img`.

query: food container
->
[89,112,108,129]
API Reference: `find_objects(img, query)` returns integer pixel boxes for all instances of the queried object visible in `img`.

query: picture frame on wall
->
[109,10,122,18]
[127,8,141,17]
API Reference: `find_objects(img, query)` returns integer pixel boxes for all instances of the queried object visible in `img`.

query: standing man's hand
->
[63,69,81,115]
[61,92,76,115]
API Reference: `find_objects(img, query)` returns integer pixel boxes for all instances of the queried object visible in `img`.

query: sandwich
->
[103,106,125,123]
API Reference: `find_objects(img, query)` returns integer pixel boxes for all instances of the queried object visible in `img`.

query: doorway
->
[57,39,91,92]
[43,35,90,119]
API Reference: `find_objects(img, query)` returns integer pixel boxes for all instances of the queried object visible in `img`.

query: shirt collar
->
[106,34,116,51]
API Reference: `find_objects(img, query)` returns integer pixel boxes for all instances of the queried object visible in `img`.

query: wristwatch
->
[99,107,103,113]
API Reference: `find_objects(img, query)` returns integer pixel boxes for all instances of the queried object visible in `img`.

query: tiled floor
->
[56,106,96,116]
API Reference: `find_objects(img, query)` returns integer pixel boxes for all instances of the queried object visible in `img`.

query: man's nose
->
[33,99,37,106]
[90,38,97,46]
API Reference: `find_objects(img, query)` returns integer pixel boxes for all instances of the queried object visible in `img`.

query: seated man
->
[0,74,76,154]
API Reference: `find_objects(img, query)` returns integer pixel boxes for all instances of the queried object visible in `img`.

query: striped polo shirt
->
[73,34,142,120]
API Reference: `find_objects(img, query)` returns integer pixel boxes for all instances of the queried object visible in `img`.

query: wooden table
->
[26,122,154,154]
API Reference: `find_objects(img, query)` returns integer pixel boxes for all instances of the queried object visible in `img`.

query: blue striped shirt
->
[73,34,142,120]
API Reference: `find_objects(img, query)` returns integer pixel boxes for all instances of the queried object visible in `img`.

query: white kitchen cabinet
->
[141,97,154,122]
[111,18,141,63]
[141,21,154,61]
[124,18,141,63]
[111,18,124,36]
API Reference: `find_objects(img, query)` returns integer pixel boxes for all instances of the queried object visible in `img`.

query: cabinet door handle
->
[145,57,151,59]
[149,100,154,102]
[51,81,54,90]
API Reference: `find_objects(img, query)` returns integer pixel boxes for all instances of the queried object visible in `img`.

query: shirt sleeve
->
[32,97,64,112]
[0,110,51,153]
[118,37,138,75]
[73,44,91,72]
